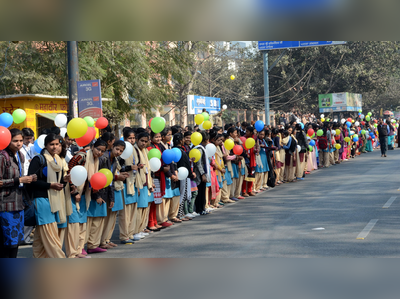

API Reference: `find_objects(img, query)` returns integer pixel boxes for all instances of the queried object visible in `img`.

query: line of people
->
[0,115,397,258]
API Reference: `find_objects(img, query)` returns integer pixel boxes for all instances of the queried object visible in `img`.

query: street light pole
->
[67,41,79,121]
[263,51,270,125]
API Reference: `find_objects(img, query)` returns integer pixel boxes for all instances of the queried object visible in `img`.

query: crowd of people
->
[0,112,398,258]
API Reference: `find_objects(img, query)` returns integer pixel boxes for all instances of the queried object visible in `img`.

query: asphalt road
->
[19,147,400,258]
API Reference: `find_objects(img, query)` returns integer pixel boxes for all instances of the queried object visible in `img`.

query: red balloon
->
[361,121,365,125]
[374,119,377,123]
[95,117,108,129]
[347,118,352,122]
[0,126,11,150]
[307,129,314,136]
[148,118,153,127]
[90,172,107,190]
[233,145,243,155]
[240,136,246,144]
[76,127,95,147]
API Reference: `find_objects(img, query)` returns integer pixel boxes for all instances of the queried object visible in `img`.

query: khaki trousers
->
[119,203,138,240]
[205,187,210,209]
[86,217,105,250]
[220,180,231,202]
[138,206,150,232]
[334,149,339,162]
[275,167,281,182]
[212,187,222,207]
[233,176,243,198]
[255,173,263,191]
[101,208,117,245]
[296,153,306,178]
[33,223,66,258]
[156,199,167,224]
[261,172,269,188]
[284,155,295,182]
[65,222,80,258]
[329,152,335,165]
[78,223,86,253]
[323,151,330,168]
[280,166,286,182]
[167,196,180,219]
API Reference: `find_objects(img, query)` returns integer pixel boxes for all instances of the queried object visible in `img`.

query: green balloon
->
[374,123,378,127]
[309,145,313,152]
[361,130,366,135]
[359,109,362,113]
[365,115,370,121]
[202,112,209,121]
[83,116,95,127]
[148,148,161,160]
[150,117,165,133]
[317,129,323,136]
[368,112,372,116]
[12,109,26,124]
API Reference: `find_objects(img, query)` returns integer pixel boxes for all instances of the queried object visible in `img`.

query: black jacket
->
[174,146,194,180]
[378,124,388,137]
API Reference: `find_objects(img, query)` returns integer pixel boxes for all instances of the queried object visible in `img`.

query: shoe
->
[141,232,150,236]
[206,208,214,213]
[82,249,88,256]
[132,235,141,241]
[224,199,235,203]
[296,177,304,180]
[147,227,161,232]
[87,247,107,254]
[200,211,209,215]
[100,244,113,249]
[242,193,249,197]
[237,196,245,199]
[108,242,118,247]
[218,202,225,205]
[161,221,173,227]
[121,239,135,244]
[185,213,195,218]
[230,197,239,201]
[77,254,91,258]
[135,233,145,239]
[305,171,311,174]
[249,192,256,196]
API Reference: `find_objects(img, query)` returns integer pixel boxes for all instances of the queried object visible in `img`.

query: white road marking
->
[356,219,378,240]
[383,197,397,208]
[312,227,325,231]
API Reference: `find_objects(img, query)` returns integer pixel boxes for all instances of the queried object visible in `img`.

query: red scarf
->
[147,142,166,197]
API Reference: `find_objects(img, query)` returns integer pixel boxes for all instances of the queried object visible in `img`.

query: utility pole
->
[263,51,270,125]
[67,41,79,121]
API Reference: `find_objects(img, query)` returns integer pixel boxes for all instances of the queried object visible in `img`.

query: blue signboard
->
[187,95,221,115]
[258,41,346,51]
[77,79,103,118]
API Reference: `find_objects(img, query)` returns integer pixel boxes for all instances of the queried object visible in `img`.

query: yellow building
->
[0,94,69,138]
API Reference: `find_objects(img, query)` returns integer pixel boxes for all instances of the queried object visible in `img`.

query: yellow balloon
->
[99,168,113,187]
[344,137,350,142]
[351,119,355,123]
[230,75,235,80]
[245,138,255,149]
[321,118,325,122]
[335,144,341,150]
[189,149,201,162]
[195,114,204,125]
[224,139,234,151]
[67,118,88,139]
[203,120,212,130]
[335,129,340,136]
[191,132,202,146]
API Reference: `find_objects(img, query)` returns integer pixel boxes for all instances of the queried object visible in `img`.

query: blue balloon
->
[42,166,48,177]
[350,131,354,135]
[309,140,315,146]
[0,113,13,128]
[346,121,351,127]
[34,140,42,154]
[120,137,124,141]
[172,147,182,163]
[162,149,175,164]
[353,136,359,142]
[299,122,304,130]
[255,120,264,132]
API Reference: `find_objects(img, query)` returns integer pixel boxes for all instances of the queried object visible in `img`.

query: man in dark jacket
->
[377,119,389,157]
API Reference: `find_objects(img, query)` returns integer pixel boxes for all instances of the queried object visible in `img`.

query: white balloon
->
[222,104,227,110]
[306,136,311,140]
[177,167,189,180]
[60,128,67,138]
[199,123,204,130]
[355,121,360,126]
[149,157,161,172]
[341,119,345,124]
[37,134,47,149]
[70,166,87,186]
[206,143,216,157]
[161,117,166,124]
[331,130,336,136]
[54,114,68,128]
[321,114,325,118]
[120,141,133,159]
[297,145,301,153]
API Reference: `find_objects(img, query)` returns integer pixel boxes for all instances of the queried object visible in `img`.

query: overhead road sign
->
[258,41,346,51]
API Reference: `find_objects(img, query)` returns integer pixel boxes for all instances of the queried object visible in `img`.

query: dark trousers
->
[0,227,18,258]
[195,181,206,213]
[380,136,388,155]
